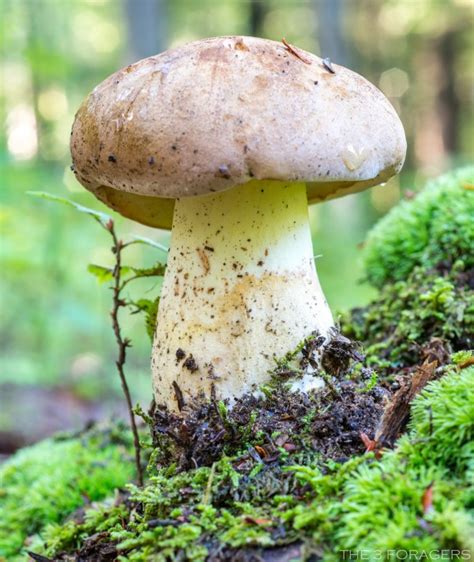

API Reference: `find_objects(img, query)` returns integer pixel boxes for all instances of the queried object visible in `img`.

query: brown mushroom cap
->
[71,36,406,230]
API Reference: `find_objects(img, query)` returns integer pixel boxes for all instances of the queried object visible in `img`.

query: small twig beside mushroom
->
[28,191,168,486]
[106,218,144,487]
[281,38,312,64]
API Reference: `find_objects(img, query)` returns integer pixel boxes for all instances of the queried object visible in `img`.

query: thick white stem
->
[152,180,334,410]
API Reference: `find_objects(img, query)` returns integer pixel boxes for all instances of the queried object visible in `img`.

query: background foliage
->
[0,0,473,445]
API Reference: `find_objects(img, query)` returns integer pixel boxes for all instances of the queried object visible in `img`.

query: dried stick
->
[107,219,144,486]
[375,360,438,448]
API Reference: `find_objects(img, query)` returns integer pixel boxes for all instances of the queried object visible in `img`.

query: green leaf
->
[130,264,166,279]
[28,191,111,228]
[130,297,160,341]
[130,235,168,254]
[133,404,153,426]
[87,264,113,283]
[88,264,132,283]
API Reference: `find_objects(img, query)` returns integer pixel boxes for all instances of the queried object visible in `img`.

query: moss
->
[0,423,135,560]
[363,166,474,288]
[341,168,474,379]
[34,456,289,560]
[342,262,473,375]
[334,364,474,555]
[406,357,474,474]
[29,365,473,561]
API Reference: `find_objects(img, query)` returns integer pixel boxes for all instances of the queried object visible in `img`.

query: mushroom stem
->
[152,180,334,410]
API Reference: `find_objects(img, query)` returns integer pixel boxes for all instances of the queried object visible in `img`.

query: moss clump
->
[0,423,135,560]
[342,168,474,376]
[32,364,473,561]
[342,261,473,374]
[363,166,474,288]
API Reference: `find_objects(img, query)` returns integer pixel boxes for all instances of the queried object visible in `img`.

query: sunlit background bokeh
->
[1,0,473,450]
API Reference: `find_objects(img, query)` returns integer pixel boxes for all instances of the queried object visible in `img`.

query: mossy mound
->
[362,166,474,288]
[29,362,473,561]
[342,167,474,376]
[0,423,135,560]
[342,261,473,376]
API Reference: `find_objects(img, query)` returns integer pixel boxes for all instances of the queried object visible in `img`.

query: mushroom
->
[70,36,406,411]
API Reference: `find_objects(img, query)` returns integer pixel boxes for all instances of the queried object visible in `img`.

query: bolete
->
[71,36,406,411]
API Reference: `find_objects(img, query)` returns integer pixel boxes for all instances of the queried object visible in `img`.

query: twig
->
[107,219,144,486]
[375,360,438,449]
[281,38,312,64]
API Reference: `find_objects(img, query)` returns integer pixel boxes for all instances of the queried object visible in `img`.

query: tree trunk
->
[435,30,460,155]
[249,0,266,36]
[315,0,349,67]
[124,0,166,62]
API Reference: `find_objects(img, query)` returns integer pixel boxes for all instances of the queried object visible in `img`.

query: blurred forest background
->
[0,0,473,452]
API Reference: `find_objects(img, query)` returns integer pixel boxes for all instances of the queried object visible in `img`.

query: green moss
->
[334,365,474,554]
[341,167,474,377]
[31,366,473,561]
[363,166,474,288]
[0,423,135,560]
[275,365,474,557]
[35,456,281,561]
[342,262,473,373]
[407,360,474,474]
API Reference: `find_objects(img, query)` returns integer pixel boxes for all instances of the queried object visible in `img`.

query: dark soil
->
[150,333,388,471]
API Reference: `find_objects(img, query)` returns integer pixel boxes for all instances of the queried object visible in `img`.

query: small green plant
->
[29,192,167,485]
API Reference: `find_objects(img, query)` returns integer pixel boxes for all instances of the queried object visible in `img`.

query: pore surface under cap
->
[71,36,406,229]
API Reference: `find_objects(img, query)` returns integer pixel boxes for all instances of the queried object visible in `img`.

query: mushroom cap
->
[71,36,406,230]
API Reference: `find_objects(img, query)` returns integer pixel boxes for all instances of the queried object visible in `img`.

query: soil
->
[150,333,388,471]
